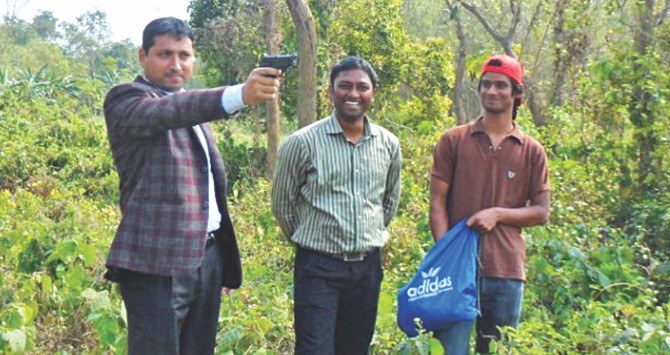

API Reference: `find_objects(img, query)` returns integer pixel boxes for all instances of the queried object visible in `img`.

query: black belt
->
[302,247,378,262]
[205,232,216,248]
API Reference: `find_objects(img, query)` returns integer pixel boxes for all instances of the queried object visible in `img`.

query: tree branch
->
[458,0,517,56]
[656,0,670,26]
[506,0,521,46]
[458,1,505,43]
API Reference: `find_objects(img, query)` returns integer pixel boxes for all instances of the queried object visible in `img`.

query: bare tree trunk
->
[551,0,568,107]
[630,0,666,189]
[263,0,283,177]
[447,1,470,124]
[5,0,28,18]
[286,0,317,128]
[524,76,544,125]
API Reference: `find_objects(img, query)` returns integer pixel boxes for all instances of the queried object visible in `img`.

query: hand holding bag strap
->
[397,219,479,337]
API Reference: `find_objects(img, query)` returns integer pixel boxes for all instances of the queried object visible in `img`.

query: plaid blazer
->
[103,76,242,288]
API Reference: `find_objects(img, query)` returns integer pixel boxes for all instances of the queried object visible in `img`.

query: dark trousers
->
[293,247,383,355]
[118,236,224,355]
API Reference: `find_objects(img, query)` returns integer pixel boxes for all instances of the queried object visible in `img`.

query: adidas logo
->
[407,267,453,301]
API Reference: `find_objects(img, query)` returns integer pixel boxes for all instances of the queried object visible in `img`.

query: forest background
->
[0,0,669,353]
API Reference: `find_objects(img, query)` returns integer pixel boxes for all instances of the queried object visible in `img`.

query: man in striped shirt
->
[272,56,402,354]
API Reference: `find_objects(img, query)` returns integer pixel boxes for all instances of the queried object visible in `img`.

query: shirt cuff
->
[221,84,246,115]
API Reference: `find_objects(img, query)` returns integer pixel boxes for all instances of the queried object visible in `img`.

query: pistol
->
[260,53,298,76]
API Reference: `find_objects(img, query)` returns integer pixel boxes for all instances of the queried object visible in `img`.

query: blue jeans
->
[293,247,383,355]
[434,278,524,354]
[433,320,474,355]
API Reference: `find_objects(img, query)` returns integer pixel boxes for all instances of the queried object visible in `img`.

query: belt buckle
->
[342,251,365,262]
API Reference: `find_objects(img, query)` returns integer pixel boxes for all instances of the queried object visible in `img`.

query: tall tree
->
[61,10,111,76]
[628,0,669,189]
[286,0,317,128]
[445,1,470,124]
[75,10,110,43]
[263,0,283,175]
[188,0,264,86]
[3,0,28,19]
[550,0,593,107]
[31,10,58,42]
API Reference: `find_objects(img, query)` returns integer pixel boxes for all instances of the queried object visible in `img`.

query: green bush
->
[1,25,668,352]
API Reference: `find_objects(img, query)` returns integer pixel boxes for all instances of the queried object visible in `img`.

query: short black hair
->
[142,17,194,53]
[330,56,379,89]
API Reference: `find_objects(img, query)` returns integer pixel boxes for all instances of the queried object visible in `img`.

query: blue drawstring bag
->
[397,219,479,337]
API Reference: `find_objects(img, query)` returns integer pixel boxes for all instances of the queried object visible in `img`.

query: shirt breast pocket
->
[502,164,531,208]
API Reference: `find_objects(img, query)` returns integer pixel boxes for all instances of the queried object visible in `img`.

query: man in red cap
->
[429,54,551,354]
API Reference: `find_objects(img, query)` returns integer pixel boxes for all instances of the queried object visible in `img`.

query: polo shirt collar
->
[325,112,379,137]
[469,116,525,144]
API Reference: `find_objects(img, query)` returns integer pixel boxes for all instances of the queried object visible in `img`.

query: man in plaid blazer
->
[103,17,281,354]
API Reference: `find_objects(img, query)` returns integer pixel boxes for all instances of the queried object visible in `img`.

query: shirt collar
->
[469,116,525,144]
[138,75,184,95]
[324,111,379,137]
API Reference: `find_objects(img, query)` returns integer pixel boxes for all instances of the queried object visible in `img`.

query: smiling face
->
[479,72,520,115]
[139,34,194,92]
[329,69,376,124]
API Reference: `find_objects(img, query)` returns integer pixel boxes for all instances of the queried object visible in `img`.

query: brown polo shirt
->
[431,117,550,280]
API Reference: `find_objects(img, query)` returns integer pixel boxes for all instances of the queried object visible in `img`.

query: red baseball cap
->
[481,54,524,88]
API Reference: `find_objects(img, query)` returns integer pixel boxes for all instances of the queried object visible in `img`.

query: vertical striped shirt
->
[272,113,402,254]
